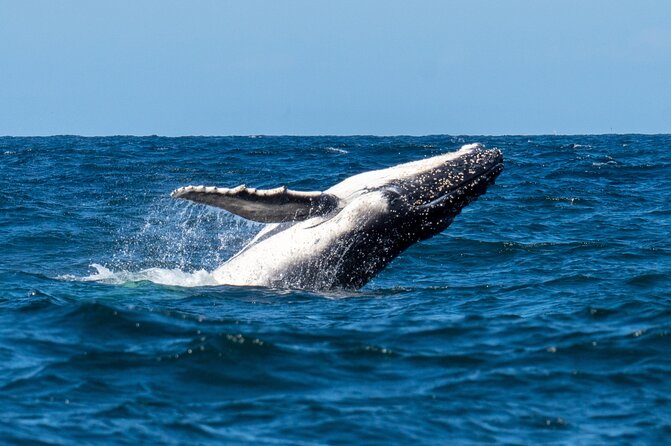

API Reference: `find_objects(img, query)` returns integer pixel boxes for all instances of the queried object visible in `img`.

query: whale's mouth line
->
[449,161,504,195]
[458,161,503,189]
[418,161,503,209]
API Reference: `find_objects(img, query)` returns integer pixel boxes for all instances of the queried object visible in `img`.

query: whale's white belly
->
[212,192,388,287]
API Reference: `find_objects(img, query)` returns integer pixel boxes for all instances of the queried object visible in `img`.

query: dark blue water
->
[1,135,670,445]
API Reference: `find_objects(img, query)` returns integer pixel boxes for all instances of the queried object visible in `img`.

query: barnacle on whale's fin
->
[171,185,339,223]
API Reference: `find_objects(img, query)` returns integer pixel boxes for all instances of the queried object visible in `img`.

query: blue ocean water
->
[1,135,670,445]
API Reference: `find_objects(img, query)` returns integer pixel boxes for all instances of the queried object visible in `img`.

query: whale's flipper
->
[171,185,339,223]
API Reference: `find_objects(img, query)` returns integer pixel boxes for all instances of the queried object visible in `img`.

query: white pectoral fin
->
[171,185,339,223]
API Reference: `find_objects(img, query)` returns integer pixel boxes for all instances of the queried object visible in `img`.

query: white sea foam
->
[67,264,219,287]
[324,147,349,154]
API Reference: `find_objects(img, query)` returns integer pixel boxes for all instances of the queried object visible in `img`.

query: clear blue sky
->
[1,0,669,135]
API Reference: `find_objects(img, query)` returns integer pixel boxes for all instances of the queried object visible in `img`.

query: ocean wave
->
[2,134,671,445]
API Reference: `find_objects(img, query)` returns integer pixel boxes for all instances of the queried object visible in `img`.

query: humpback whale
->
[172,143,503,290]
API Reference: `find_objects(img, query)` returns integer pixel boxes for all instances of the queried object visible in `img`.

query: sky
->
[1,0,670,136]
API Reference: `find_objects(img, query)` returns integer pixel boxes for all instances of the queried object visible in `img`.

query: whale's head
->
[328,143,504,243]
[389,143,503,240]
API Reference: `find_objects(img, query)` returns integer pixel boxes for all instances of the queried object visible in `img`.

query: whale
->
[171,143,503,290]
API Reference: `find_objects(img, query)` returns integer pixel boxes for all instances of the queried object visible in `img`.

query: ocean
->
[1,135,669,445]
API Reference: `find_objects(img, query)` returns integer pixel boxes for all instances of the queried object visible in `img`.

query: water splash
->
[111,198,262,271]
[65,198,264,286]
[64,264,219,287]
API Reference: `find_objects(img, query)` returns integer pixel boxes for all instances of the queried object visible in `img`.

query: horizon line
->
[1,132,670,138]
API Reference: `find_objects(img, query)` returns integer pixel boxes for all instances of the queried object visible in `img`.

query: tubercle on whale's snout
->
[490,148,504,166]
[466,147,504,179]
[466,145,503,163]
